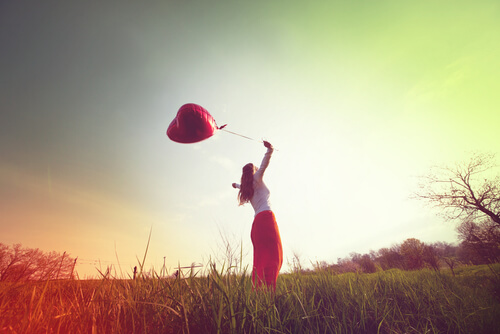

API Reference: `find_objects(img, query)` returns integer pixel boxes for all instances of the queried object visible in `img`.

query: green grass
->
[1,264,499,333]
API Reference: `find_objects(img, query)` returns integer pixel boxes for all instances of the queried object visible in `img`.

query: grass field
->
[1,263,499,333]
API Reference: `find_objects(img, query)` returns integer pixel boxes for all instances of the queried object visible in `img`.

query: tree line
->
[313,153,500,275]
[318,237,493,276]
[0,243,76,281]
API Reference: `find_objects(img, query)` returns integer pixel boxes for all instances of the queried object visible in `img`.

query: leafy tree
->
[333,257,360,274]
[348,252,376,273]
[359,254,377,273]
[400,238,425,270]
[377,246,405,270]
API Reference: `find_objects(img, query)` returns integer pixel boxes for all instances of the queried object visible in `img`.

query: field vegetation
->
[1,261,499,334]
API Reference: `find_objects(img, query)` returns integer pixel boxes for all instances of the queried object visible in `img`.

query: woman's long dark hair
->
[238,163,255,205]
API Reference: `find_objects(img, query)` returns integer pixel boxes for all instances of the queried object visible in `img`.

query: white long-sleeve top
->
[235,147,273,216]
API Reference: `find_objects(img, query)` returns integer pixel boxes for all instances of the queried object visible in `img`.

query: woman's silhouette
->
[232,141,283,290]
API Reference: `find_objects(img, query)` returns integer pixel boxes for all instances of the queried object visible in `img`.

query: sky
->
[1,0,499,278]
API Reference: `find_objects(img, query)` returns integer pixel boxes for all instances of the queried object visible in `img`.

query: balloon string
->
[220,128,279,151]
[220,129,261,143]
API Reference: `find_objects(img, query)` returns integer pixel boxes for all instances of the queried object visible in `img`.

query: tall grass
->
[1,263,499,333]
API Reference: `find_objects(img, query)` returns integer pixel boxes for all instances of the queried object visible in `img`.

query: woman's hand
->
[263,141,273,149]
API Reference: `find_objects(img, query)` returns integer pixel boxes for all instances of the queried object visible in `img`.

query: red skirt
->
[251,210,283,290]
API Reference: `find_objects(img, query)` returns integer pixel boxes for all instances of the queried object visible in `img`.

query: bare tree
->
[0,244,26,281]
[457,219,500,263]
[416,153,500,262]
[422,244,440,271]
[427,241,461,273]
[416,153,499,225]
[0,243,75,281]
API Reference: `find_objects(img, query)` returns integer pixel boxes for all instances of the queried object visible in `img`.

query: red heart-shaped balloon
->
[167,104,219,143]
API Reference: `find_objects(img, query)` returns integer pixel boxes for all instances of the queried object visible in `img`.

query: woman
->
[232,141,283,290]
